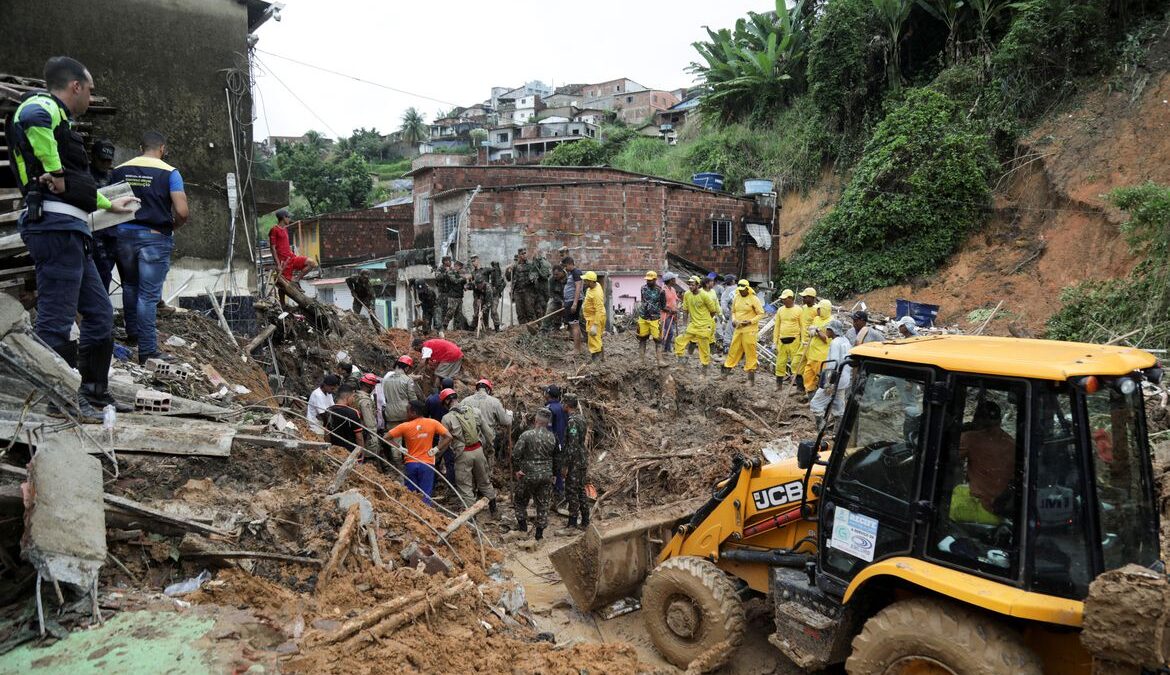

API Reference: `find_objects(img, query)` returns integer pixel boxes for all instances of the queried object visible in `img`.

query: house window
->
[415,192,431,224]
[711,219,732,248]
[626,96,633,103]
[497,132,509,142]
[442,212,459,240]
[571,129,579,135]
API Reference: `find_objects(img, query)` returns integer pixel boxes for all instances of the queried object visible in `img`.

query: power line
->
[255,56,341,138]
[255,48,461,108]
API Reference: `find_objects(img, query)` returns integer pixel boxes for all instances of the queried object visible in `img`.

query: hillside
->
[849,21,1170,336]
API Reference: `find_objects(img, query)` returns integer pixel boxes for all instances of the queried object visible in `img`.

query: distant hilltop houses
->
[259,78,701,164]
[426,78,697,162]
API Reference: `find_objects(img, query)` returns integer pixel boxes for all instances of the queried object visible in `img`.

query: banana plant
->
[916,0,965,64]
[688,0,810,124]
[968,0,1023,65]
[872,0,914,92]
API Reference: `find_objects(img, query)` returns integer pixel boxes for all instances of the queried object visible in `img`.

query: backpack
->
[453,407,480,446]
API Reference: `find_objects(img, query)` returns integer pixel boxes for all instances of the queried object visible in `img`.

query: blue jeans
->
[115,229,174,359]
[21,230,113,352]
[404,461,435,505]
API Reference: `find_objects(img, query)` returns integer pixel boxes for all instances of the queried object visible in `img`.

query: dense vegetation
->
[1047,183,1170,347]
[550,0,1168,298]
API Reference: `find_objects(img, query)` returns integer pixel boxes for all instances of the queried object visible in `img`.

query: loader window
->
[929,378,1026,580]
[1085,385,1158,574]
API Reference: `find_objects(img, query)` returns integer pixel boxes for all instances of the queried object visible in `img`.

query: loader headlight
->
[1117,378,1137,395]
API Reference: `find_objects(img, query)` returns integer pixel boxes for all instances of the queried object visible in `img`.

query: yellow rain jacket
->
[805,303,833,362]
[730,287,764,327]
[774,304,804,344]
[681,289,720,335]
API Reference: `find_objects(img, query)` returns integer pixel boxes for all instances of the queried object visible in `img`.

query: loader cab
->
[814,337,1161,605]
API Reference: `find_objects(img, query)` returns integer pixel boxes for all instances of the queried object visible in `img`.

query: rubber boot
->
[700,364,709,381]
[489,498,498,517]
[639,340,646,363]
[517,518,528,532]
[748,371,755,385]
[567,515,578,528]
[590,352,599,363]
[720,366,730,379]
[776,375,784,390]
[655,345,664,367]
[579,510,589,529]
[79,339,134,413]
[535,527,544,541]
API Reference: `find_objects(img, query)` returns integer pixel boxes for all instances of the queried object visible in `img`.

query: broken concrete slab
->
[233,434,331,451]
[22,447,106,590]
[329,489,373,525]
[0,411,235,457]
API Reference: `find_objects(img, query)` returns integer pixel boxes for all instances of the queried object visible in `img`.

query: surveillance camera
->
[247,34,259,48]
[273,7,282,21]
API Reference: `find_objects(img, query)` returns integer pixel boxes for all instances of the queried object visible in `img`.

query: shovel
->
[523,307,563,335]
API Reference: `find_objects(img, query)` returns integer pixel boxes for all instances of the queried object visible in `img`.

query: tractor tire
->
[845,597,1042,675]
[641,556,745,672]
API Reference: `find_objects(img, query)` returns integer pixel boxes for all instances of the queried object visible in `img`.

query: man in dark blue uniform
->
[7,57,137,417]
[89,139,119,291]
[111,131,188,363]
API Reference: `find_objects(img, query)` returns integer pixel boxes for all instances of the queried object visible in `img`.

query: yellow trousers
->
[723,327,759,372]
[586,318,606,354]
[774,338,801,376]
[802,359,824,394]
[675,326,714,365]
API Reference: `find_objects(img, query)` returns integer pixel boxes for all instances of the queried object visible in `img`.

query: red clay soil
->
[843,25,1170,336]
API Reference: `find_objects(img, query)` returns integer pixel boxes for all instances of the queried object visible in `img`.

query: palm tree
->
[872,0,913,92]
[400,108,428,147]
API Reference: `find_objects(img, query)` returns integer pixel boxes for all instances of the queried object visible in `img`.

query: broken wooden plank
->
[319,503,361,586]
[716,407,771,437]
[201,364,228,388]
[442,497,489,538]
[327,447,365,494]
[104,494,233,539]
[234,434,331,451]
[245,324,276,354]
[178,534,320,566]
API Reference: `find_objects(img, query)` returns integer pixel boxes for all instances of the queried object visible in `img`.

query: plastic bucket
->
[691,172,724,191]
[743,179,774,194]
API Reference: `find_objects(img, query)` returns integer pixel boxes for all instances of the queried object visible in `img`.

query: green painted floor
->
[0,610,221,674]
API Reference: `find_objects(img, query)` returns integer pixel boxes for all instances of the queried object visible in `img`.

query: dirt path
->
[501,528,804,674]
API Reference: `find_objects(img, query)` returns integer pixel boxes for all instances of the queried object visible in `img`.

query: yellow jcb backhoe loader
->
[551,335,1170,674]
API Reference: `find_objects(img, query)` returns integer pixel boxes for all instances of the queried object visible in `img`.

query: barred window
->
[711,219,732,248]
[442,212,459,239]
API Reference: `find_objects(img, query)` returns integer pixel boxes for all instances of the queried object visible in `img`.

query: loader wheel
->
[641,556,744,671]
[846,597,1042,675]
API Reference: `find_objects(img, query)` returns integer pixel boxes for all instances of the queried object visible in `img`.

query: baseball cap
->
[780,289,795,299]
[645,271,658,280]
[852,310,869,321]
[582,271,598,281]
[801,287,817,297]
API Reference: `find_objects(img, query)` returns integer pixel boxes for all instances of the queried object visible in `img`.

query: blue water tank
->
[692,172,724,191]
[896,299,940,327]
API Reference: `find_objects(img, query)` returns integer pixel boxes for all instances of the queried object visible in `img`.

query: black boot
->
[51,341,79,369]
[517,518,528,533]
[535,527,544,541]
[567,515,578,528]
[489,498,498,516]
[579,511,590,529]
[79,339,133,413]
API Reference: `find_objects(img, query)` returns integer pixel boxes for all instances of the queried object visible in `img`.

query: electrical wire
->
[256,48,461,108]
[254,56,341,138]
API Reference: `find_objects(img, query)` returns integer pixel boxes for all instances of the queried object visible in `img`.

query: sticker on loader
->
[751,480,804,511]
[829,506,878,562]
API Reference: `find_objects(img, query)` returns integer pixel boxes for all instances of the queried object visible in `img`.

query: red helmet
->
[360,373,380,387]
[396,355,414,368]
[476,378,493,392]
[439,388,458,401]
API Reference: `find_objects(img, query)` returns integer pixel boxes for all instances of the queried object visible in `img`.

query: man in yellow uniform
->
[582,271,606,362]
[801,299,833,400]
[674,276,721,377]
[722,279,764,383]
[793,287,820,388]
[773,289,804,389]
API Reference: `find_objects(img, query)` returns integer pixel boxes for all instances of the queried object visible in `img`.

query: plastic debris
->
[163,569,211,596]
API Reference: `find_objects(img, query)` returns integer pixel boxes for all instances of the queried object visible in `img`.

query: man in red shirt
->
[268,208,318,283]
[413,336,463,391]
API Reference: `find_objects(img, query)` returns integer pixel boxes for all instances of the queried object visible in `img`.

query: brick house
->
[392,163,775,326]
[288,201,412,268]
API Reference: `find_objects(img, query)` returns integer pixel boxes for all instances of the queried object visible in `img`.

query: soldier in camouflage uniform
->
[489,262,505,330]
[512,407,557,540]
[441,260,468,330]
[511,248,536,324]
[468,255,494,332]
[532,249,552,324]
[562,393,590,529]
[434,256,453,331]
[355,373,384,460]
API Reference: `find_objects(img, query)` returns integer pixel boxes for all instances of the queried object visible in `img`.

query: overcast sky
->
[251,0,767,140]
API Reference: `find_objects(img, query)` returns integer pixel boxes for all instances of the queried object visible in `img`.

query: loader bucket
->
[549,499,701,611]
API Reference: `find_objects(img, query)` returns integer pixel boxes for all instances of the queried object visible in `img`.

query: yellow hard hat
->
[800,287,817,297]
[688,275,701,285]
[582,271,598,281]
[780,289,795,299]
[644,270,658,280]
[737,279,750,288]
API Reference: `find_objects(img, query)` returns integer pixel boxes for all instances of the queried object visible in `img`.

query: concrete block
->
[22,447,106,588]
[135,389,172,413]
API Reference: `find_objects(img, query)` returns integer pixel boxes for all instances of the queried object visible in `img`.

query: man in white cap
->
[896,315,920,338]
[809,319,853,428]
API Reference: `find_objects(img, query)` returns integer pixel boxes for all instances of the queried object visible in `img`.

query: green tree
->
[917,0,966,63]
[807,0,885,136]
[399,108,428,146]
[541,139,608,166]
[339,127,393,162]
[274,141,375,215]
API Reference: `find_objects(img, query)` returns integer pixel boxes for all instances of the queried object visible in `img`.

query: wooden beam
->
[233,434,332,451]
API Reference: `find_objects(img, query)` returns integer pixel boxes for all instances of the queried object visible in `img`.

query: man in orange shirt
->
[385,400,452,506]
